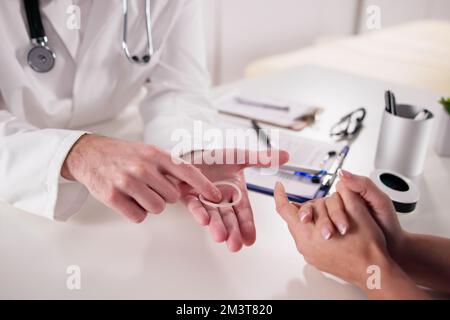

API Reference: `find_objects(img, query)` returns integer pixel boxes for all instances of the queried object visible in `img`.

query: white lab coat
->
[0,0,218,221]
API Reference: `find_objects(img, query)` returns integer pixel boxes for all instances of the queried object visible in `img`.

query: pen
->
[389,91,397,116]
[414,109,431,121]
[236,96,291,112]
[385,91,392,113]
[251,120,271,148]
[280,164,325,175]
[279,168,327,184]
[320,144,350,188]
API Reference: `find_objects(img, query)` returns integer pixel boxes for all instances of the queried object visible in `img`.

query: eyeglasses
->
[330,107,367,141]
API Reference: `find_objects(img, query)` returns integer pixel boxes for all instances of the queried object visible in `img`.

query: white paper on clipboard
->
[274,134,345,173]
[245,168,320,199]
[244,133,345,200]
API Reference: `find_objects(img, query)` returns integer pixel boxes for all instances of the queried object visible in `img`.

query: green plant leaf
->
[440,97,450,115]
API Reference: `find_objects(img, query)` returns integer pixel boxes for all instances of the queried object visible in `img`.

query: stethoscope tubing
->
[23,0,154,73]
[122,0,154,64]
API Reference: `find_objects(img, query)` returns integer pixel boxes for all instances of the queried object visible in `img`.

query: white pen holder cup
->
[375,104,434,177]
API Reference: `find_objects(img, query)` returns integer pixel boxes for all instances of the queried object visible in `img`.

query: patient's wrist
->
[353,247,395,290]
[390,231,415,269]
[360,252,429,300]
[360,253,399,296]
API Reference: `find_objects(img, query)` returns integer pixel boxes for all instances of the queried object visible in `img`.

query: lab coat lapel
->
[75,0,117,62]
[41,0,80,60]
[150,0,169,26]
[71,0,121,125]
[126,0,170,46]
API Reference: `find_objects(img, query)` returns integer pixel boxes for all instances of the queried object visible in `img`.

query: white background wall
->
[202,0,450,85]
[358,0,450,32]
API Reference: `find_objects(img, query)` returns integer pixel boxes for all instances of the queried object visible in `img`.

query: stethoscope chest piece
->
[27,44,56,73]
[23,0,56,73]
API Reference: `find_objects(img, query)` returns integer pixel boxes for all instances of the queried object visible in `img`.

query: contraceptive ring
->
[198,181,242,208]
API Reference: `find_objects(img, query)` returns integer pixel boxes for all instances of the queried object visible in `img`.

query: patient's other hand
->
[274,182,389,287]
[337,170,406,259]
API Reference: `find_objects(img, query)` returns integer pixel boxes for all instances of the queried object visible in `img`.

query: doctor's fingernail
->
[321,227,332,240]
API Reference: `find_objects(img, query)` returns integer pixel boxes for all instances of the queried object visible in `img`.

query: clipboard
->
[244,169,337,203]
[244,135,349,203]
[215,93,322,131]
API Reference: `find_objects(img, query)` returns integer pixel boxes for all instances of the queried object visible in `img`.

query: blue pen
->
[294,170,327,184]
[280,150,337,184]
[279,168,328,184]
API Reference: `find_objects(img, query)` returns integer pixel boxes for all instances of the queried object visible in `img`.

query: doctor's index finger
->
[164,159,222,202]
[238,149,290,169]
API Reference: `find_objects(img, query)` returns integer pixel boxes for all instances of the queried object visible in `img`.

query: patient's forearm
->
[395,232,450,294]
[362,256,430,300]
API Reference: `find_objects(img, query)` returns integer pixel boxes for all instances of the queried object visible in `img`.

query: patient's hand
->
[338,171,450,295]
[274,182,389,287]
[337,170,405,258]
[274,181,429,299]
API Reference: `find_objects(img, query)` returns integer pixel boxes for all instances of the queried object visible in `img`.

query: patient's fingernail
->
[338,224,348,235]
[300,211,312,223]
[299,207,312,223]
[321,227,332,240]
[339,169,353,179]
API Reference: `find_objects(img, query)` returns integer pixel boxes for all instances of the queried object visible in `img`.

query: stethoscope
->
[23,0,154,73]
[330,107,367,141]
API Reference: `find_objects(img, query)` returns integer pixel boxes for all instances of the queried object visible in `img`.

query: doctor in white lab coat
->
[0,0,288,252]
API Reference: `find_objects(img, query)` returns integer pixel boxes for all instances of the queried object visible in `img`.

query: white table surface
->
[1,66,449,299]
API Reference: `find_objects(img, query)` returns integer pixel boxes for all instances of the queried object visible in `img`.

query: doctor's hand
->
[180,149,289,252]
[61,134,222,223]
